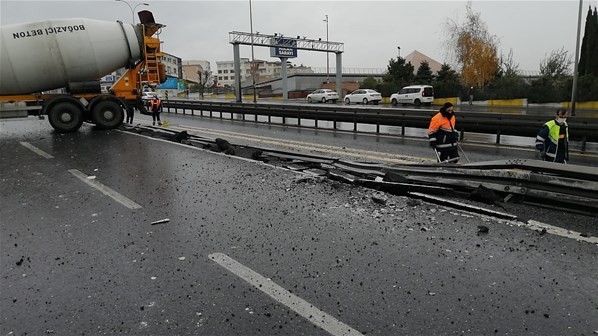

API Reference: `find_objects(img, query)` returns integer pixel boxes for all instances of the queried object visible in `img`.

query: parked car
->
[344,89,382,105]
[390,85,434,106]
[306,89,339,104]
[141,91,161,105]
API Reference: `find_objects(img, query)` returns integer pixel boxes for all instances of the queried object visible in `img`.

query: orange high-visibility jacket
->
[428,112,458,148]
[150,98,162,112]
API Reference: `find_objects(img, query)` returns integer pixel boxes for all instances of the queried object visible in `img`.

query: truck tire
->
[47,101,84,133]
[92,100,124,129]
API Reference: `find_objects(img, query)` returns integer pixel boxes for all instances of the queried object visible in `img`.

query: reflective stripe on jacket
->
[428,112,458,148]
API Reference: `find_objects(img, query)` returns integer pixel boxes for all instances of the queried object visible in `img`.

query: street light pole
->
[324,14,329,83]
[115,0,149,24]
[249,0,257,103]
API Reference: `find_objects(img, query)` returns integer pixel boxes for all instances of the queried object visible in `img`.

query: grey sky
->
[1,0,595,72]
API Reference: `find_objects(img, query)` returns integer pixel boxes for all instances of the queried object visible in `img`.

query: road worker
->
[428,102,460,163]
[150,96,162,126]
[535,108,569,163]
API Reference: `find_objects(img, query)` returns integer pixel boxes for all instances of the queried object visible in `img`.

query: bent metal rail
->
[162,100,598,147]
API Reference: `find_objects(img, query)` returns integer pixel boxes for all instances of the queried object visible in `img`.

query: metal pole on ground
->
[457,143,471,163]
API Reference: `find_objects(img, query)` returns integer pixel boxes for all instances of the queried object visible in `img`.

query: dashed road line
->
[68,169,142,209]
[20,142,54,159]
[209,253,365,336]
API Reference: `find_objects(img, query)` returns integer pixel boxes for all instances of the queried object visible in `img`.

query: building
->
[182,60,212,83]
[216,58,314,87]
[404,50,443,75]
[159,52,183,79]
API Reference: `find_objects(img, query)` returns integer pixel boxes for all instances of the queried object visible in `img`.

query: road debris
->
[151,218,170,225]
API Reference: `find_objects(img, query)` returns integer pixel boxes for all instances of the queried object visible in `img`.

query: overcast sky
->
[2,0,596,73]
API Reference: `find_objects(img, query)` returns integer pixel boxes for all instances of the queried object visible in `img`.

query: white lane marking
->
[68,169,142,209]
[209,253,364,336]
[523,220,598,244]
[20,142,54,159]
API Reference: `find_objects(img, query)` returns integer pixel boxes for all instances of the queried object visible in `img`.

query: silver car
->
[344,89,382,105]
[306,89,339,104]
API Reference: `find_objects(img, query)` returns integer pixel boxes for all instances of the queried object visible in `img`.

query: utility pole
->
[324,14,329,83]
[570,0,583,116]
[249,0,257,103]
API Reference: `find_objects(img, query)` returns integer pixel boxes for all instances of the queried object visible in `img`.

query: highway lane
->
[1,118,597,335]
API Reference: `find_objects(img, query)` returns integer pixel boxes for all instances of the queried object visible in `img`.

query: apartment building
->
[159,52,183,79]
[216,58,313,87]
[182,60,212,83]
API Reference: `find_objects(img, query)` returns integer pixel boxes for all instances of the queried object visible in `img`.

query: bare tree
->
[539,47,573,77]
[445,1,500,87]
[500,49,520,77]
[197,70,213,99]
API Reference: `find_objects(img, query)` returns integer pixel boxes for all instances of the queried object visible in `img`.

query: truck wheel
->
[47,102,84,133]
[92,100,124,129]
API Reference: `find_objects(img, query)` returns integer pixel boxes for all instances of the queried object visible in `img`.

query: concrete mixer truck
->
[0,10,166,132]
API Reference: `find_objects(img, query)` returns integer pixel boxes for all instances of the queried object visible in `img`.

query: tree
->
[415,60,434,84]
[197,69,213,99]
[383,56,414,88]
[539,47,572,77]
[433,63,462,98]
[361,76,379,89]
[436,63,460,82]
[481,49,528,100]
[578,6,598,76]
[446,1,499,87]
[499,49,520,77]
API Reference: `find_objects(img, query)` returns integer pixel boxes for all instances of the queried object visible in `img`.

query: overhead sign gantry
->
[229,31,345,102]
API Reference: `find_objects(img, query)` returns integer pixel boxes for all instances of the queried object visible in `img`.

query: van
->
[390,85,434,106]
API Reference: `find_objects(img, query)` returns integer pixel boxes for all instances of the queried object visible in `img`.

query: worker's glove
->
[429,140,437,149]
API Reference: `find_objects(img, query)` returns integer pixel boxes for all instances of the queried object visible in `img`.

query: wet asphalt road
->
[1,118,597,335]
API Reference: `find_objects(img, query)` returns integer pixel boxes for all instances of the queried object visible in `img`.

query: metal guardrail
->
[126,124,598,217]
[162,100,598,146]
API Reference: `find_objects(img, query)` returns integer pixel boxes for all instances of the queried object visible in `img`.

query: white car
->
[344,89,381,105]
[142,91,161,101]
[390,85,434,106]
[306,89,339,104]
[141,91,162,106]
